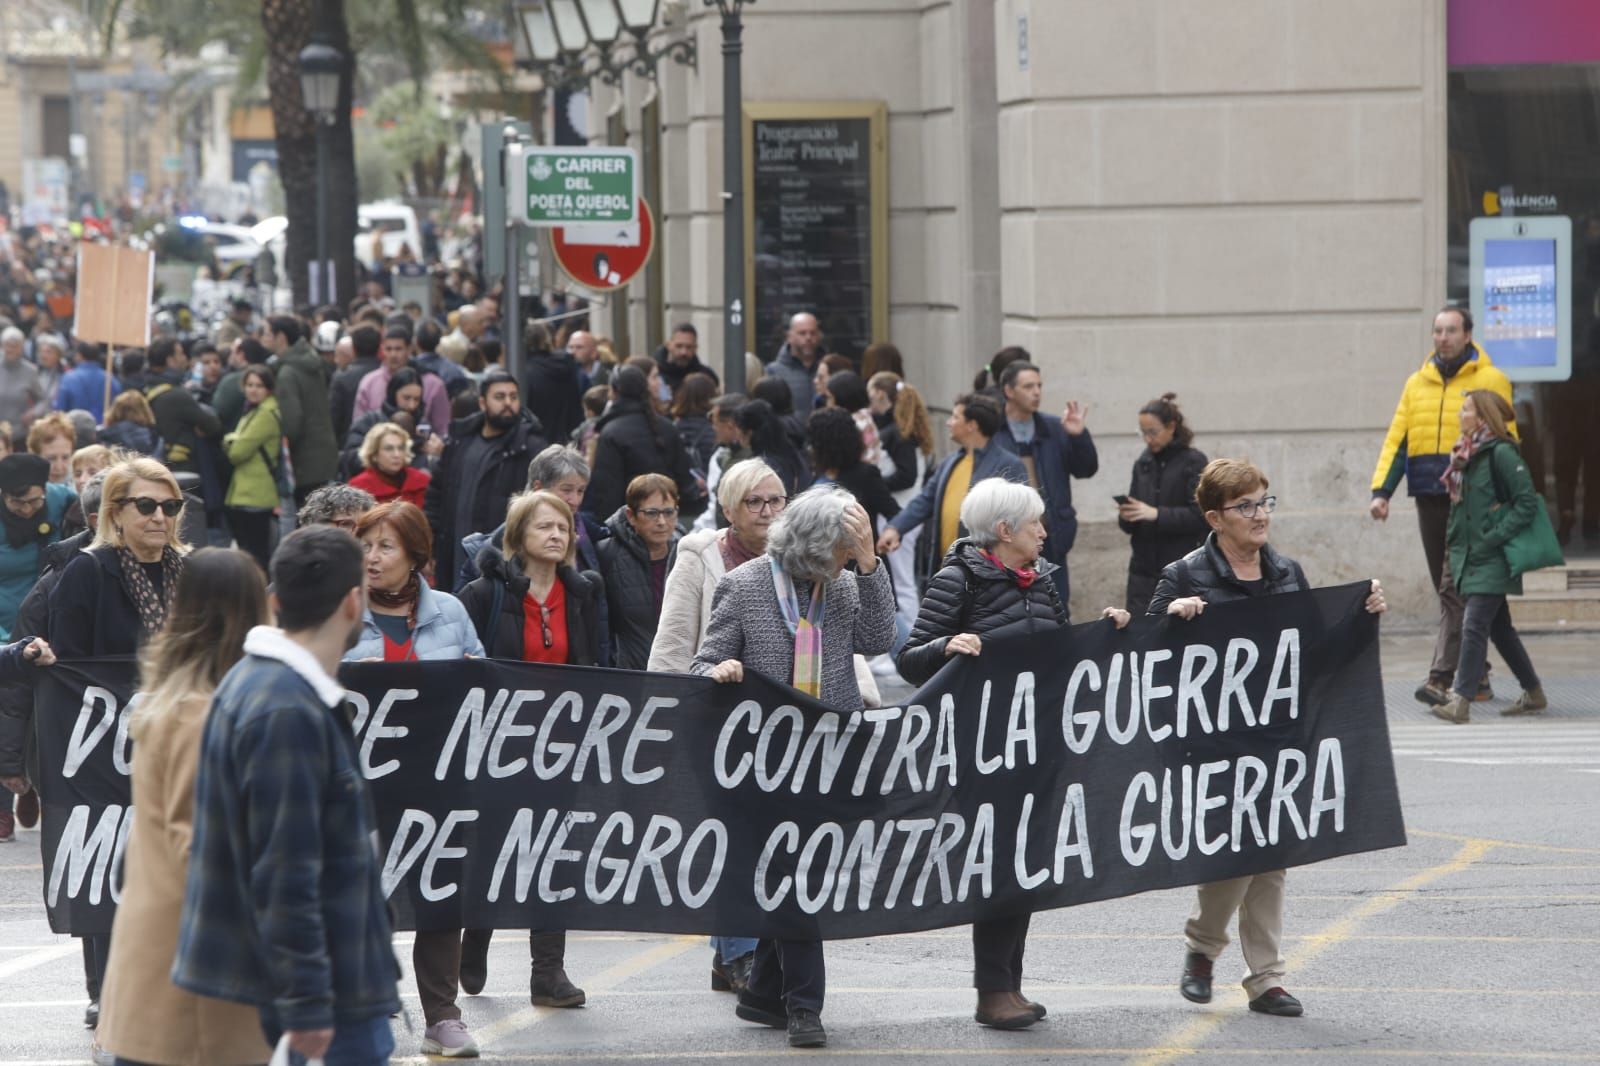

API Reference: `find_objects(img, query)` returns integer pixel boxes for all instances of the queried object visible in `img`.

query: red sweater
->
[348,466,431,509]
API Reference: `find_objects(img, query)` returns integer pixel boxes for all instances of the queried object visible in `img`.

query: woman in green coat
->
[1434,389,1546,724]
[223,364,282,571]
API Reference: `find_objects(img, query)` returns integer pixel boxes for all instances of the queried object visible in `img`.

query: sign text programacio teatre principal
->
[510,145,639,227]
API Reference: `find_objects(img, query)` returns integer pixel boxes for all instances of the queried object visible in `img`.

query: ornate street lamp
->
[705,0,754,392]
[298,39,342,303]
[519,1,587,89]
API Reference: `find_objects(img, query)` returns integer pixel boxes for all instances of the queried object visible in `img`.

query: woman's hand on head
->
[710,659,744,683]
[842,503,877,572]
[1166,596,1206,621]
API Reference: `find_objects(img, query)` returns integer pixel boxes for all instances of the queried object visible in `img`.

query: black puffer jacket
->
[896,539,1069,685]
[457,543,604,665]
[423,410,548,585]
[582,398,704,519]
[0,530,89,781]
[1119,443,1210,577]
[1145,532,1309,616]
[595,508,679,670]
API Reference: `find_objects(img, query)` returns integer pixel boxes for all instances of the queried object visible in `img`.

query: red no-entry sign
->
[552,198,655,291]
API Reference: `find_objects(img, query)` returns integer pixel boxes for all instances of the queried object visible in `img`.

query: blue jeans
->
[712,935,758,961]
[259,1012,394,1066]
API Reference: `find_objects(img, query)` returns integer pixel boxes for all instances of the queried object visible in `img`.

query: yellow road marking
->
[886,931,1599,944]
[1411,828,1600,855]
[1129,837,1494,1066]
[468,934,699,1046]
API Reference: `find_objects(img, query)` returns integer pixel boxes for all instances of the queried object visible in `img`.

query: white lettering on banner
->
[678,820,727,909]
[881,705,931,793]
[429,688,677,785]
[715,700,760,787]
[381,809,436,898]
[913,813,966,907]
[957,803,994,902]
[1052,784,1094,881]
[420,810,478,901]
[853,707,900,795]
[586,811,634,904]
[47,804,129,907]
[362,689,416,779]
[795,822,844,914]
[539,810,595,903]
[1013,793,1050,890]
[1120,772,1157,866]
[113,693,138,777]
[487,808,559,903]
[974,682,1003,774]
[789,710,861,795]
[1118,745,1341,861]
[1056,630,1302,752]
[622,815,684,905]
[63,687,121,779]
[927,697,958,787]
[1004,672,1037,770]
[754,706,804,791]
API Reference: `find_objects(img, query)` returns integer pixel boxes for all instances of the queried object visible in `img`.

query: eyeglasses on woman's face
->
[118,496,183,517]
[742,494,789,515]
[1218,495,1277,519]
[635,507,679,523]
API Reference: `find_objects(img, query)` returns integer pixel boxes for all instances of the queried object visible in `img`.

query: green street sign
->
[509,145,638,227]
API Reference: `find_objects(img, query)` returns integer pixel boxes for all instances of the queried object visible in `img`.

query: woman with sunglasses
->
[342,500,485,1059]
[455,489,601,1018]
[1147,458,1387,1022]
[47,456,190,1046]
[220,364,282,572]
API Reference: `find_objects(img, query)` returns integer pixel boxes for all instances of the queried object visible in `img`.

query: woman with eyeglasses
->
[47,456,190,1043]
[1118,393,1210,613]
[456,488,601,1017]
[220,364,282,572]
[595,473,682,670]
[1146,458,1387,1023]
[646,459,785,994]
[342,500,485,1060]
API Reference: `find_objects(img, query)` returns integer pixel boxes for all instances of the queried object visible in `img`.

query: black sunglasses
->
[118,496,183,517]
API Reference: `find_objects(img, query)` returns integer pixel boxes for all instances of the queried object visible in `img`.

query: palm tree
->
[100,0,506,306]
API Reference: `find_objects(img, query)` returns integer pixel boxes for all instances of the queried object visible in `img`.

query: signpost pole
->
[719,5,747,393]
[502,126,523,386]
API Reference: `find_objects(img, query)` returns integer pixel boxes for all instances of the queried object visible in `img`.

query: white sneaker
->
[422,1018,480,1058]
[869,654,901,679]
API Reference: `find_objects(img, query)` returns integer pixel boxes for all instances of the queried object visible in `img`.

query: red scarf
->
[981,549,1039,589]
[718,529,761,572]
[1441,426,1493,503]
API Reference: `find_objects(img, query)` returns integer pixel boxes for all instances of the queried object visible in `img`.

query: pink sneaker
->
[422,1018,479,1058]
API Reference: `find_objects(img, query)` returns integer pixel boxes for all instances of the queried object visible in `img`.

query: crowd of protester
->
[0,270,1549,1063]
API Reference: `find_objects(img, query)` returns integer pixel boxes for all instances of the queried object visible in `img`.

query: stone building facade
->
[587,0,1449,622]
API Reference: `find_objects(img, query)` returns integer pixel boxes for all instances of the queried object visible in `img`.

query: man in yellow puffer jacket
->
[1369,306,1515,705]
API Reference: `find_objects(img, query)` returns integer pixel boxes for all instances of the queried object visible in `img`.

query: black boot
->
[529,930,585,1007]
[1181,950,1213,1003]
[460,928,490,996]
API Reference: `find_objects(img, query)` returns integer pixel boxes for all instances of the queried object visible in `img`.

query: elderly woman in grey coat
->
[693,485,896,1051]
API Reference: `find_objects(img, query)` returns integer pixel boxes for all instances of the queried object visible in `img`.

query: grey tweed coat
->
[691,554,896,712]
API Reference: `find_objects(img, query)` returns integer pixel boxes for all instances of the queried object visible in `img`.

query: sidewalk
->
[1378,629,1598,721]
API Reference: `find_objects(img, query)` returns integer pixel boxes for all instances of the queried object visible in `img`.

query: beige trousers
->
[1183,869,1287,1000]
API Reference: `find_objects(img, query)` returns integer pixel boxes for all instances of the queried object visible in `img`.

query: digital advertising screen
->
[1482,238,1558,369]
[1469,216,1572,382]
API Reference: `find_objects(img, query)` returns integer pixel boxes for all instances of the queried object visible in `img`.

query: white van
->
[357,201,423,269]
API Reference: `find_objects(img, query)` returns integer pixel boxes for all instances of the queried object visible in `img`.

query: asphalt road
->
[1,632,1596,1065]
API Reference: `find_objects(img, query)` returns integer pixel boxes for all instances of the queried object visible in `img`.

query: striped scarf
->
[1441,426,1493,503]
[771,558,826,698]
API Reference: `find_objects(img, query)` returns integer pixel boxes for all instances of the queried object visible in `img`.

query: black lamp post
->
[705,0,753,393]
[298,39,342,304]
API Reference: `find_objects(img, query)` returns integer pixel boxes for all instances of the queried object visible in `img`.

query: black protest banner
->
[36,582,1405,939]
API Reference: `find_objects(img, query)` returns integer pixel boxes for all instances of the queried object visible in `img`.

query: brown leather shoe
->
[975,990,1037,1029]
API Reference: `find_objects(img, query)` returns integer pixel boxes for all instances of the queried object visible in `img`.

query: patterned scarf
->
[1441,426,1493,503]
[771,558,826,698]
[116,546,185,636]
[369,570,423,631]
[718,528,761,573]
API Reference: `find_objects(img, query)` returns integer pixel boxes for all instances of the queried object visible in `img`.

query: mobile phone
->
[1113,494,1131,505]
[417,423,432,438]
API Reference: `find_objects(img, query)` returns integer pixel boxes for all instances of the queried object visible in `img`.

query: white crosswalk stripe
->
[1389,722,1600,774]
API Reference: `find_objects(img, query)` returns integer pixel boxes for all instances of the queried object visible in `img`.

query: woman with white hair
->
[648,457,787,996]
[693,485,896,1050]
[897,476,1130,1029]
